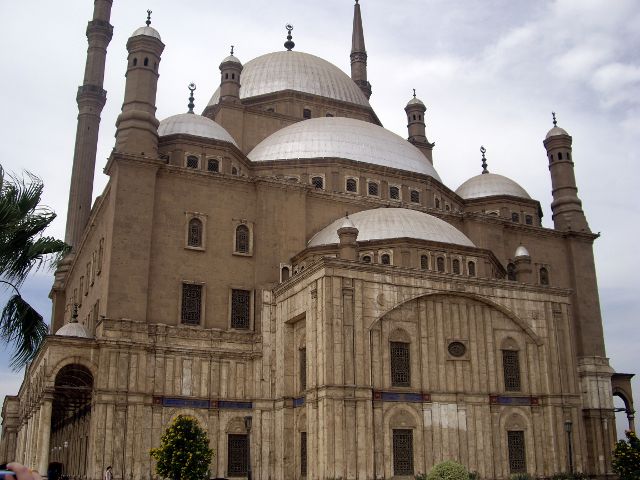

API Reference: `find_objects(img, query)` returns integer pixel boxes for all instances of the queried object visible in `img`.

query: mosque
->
[0,1,635,479]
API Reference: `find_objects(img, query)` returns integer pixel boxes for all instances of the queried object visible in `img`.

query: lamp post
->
[564,420,574,475]
[244,416,252,480]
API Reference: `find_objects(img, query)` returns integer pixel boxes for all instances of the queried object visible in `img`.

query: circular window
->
[448,341,466,357]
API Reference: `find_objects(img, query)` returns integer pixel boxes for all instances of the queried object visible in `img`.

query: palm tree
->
[0,164,68,369]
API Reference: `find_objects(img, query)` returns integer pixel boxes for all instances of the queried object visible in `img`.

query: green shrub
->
[427,460,469,480]
[612,430,640,480]
[415,474,428,480]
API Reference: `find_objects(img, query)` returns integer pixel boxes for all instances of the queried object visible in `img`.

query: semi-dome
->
[131,26,161,41]
[158,113,238,146]
[455,173,530,200]
[308,208,474,247]
[56,322,93,339]
[208,51,370,107]
[248,117,441,179]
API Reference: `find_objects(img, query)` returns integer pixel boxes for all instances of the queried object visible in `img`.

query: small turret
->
[337,215,359,261]
[219,46,243,102]
[543,113,590,232]
[114,11,165,157]
[404,90,434,164]
[513,245,533,283]
[350,0,372,99]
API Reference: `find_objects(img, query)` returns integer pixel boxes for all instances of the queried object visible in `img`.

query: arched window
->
[567,152,571,160]
[389,186,400,200]
[133,57,138,66]
[231,166,238,175]
[381,254,391,265]
[207,159,219,172]
[525,215,533,225]
[235,225,250,253]
[540,267,549,285]
[468,261,476,277]
[143,57,149,66]
[452,259,460,274]
[225,73,229,79]
[436,257,445,273]
[186,155,199,169]
[435,198,441,209]
[281,266,290,282]
[445,204,451,211]
[507,263,516,281]
[511,212,520,223]
[311,176,324,189]
[410,190,420,203]
[503,349,521,391]
[368,182,379,196]
[303,108,312,119]
[187,218,203,247]
[420,255,428,270]
[558,152,563,160]
[362,255,372,263]
[346,178,357,192]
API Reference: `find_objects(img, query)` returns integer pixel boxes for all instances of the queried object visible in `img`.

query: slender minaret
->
[64,0,114,249]
[405,90,434,163]
[219,46,243,102]
[114,11,165,156]
[350,0,372,99]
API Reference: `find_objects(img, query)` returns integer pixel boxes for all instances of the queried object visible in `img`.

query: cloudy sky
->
[0,0,638,437]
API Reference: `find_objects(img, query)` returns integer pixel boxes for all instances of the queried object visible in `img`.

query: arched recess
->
[498,409,536,477]
[49,364,94,480]
[380,404,423,478]
[612,373,636,432]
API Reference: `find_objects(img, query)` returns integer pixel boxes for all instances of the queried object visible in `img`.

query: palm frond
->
[0,293,48,370]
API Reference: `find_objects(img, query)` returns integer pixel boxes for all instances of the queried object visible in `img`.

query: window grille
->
[300,348,307,392]
[448,341,466,357]
[181,283,202,325]
[300,432,308,477]
[188,218,203,247]
[436,257,445,273]
[368,182,379,196]
[186,155,199,169]
[362,255,372,263]
[231,289,250,329]
[468,261,476,277]
[311,176,324,189]
[540,267,549,285]
[511,212,520,223]
[346,178,357,192]
[381,254,391,265]
[235,225,250,253]
[227,434,248,477]
[507,430,526,473]
[420,255,428,270]
[390,342,410,387]
[410,190,420,203]
[208,159,219,172]
[503,350,521,391]
[525,215,533,225]
[453,259,460,274]
[392,429,414,476]
[389,186,400,200]
[507,263,516,281]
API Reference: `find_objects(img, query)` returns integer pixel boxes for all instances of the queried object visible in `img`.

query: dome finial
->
[230,45,234,55]
[480,146,489,174]
[413,88,416,98]
[284,24,295,51]
[146,9,152,27]
[187,83,196,113]
[552,111,557,127]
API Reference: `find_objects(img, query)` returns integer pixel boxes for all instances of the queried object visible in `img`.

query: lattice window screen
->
[300,348,307,392]
[392,429,414,476]
[181,284,202,325]
[390,342,410,387]
[503,350,521,391]
[188,218,203,247]
[227,434,248,477]
[507,430,526,473]
[300,432,307,477]
[235,225,250,253]
[231,289,250,329]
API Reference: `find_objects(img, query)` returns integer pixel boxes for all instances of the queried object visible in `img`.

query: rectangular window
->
[181,283,202,325]
[507,430,526,473]
[390,342,410,387]
[503,350,521,391]
[231,289,251,329]
[300,432,307,477]
[410,190,420,203]
[300,348,307,392]
[392,429,414,476]
[227,434,248,477]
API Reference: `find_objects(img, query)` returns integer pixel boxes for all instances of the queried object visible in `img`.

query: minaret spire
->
[64,0,114,249]
[351,0,372,99]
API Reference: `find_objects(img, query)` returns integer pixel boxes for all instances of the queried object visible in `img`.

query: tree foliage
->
[612,430,640,480]
[0,164,68,369]
[427,460,470,480]
[150,415,214,480]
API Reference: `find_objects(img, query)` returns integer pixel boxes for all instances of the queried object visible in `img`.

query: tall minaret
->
[405,90,434,163]
[64,0,114,249]
[350,0,372,99]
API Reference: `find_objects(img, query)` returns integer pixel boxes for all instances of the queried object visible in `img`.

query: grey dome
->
[248,117,441,180]
[515,245,530,257]
[406,97,425,107]
[158,113,238,146]
[221,54,241,65]
[56,322,93,339]
[308,208,474,247]
[545,126,569,139]
[131,26,161,41]
[208,51,370,107]
[455,173,530,200]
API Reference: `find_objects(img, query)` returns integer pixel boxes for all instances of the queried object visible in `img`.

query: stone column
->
[36,395,53,475]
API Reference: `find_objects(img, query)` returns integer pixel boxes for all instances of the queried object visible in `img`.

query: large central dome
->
[248,117,441,179]
[207,51,371,107]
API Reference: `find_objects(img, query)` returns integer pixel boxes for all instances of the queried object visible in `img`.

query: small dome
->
[208,51,370,107]
[308,208,474,247]
[455,173,530,200]
[131,26,162,41]
[515,245,530,257]
[158,113,238,146]
[406,96,425,108]
[221,54,242,65]
[338,217,357,230]
[248,117,441,180]
[545,126,569,139]
[56,322,93,339]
